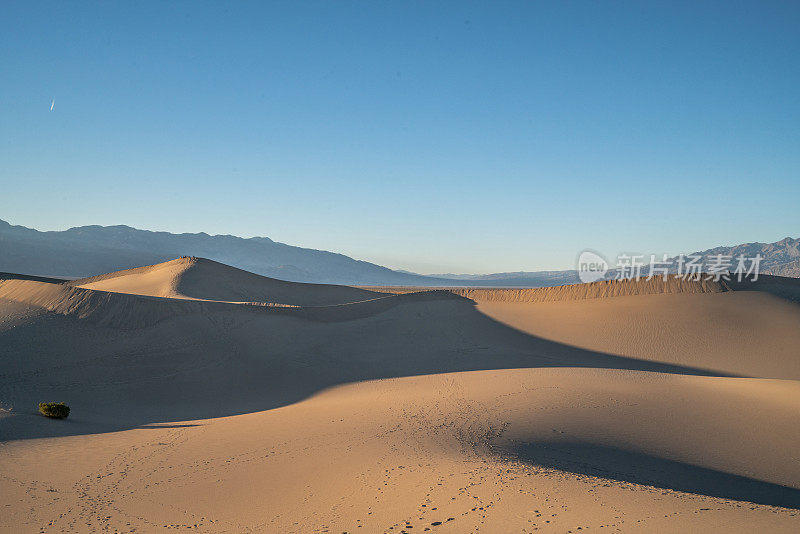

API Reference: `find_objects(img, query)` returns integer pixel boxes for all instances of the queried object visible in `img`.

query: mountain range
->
[0,219,796,286]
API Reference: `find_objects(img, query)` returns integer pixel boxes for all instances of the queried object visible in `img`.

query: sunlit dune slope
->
[70,256,384,305]
[475,291,800,379]
[0,276,457,328]
[368,275,800,378]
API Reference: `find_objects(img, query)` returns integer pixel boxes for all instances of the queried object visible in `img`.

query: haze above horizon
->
[2,2,798,273]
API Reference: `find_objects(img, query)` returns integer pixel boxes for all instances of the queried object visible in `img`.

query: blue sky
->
[2,1,798,273]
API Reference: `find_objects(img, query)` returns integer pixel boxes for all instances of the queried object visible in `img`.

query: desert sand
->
[1,258,799,533]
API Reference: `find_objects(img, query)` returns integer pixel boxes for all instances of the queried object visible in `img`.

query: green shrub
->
[38,402,70,419]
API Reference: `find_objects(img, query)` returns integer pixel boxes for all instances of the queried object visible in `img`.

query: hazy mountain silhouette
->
[0,219,796,285]
[685,237,800,277]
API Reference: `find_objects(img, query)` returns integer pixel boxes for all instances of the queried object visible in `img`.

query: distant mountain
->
[0,219,435,285]
[686,237,800,278]
[433,237,800,283]
[0,219,796,286]
[0,219,576,286]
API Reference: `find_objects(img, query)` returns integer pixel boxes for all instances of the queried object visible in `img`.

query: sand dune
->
[71,256,385,305]
[1,259,799,532]
[0,271,458,328]
[444,275,729,301]
[475,291,800,379]
[362,274,728,300]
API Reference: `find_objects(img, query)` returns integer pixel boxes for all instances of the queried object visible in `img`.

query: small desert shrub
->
[38,402,70,419]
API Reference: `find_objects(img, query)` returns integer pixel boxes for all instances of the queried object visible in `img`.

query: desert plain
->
[1,257,799,533]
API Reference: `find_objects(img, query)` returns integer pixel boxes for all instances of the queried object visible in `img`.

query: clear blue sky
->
[2,1,798,273]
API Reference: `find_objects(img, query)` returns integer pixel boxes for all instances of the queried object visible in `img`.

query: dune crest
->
[449,275,728,302]
[71,256,384,306]
[1,261,798,330]
[371,274,800,303]
[364,275,729,302]
[0,277,461,328]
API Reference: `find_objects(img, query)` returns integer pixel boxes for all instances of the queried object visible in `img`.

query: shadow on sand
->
[0,295,740,442]
[2,293,795,508]
[505,441,800,510]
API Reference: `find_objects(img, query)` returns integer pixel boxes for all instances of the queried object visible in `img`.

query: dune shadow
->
[0,295,746,444]
[2,293,795,508]
[504,441,800,510]
[729,274,800,304]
